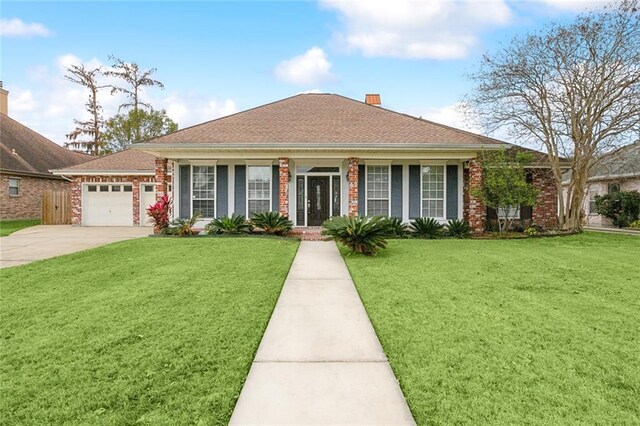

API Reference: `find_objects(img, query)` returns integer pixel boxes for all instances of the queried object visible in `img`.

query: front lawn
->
[343,233,640,424]
[0,238,299,425]
[0,219,40,237]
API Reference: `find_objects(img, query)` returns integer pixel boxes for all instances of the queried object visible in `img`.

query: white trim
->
[457,161,464,220]
[402,164,409,222]
[52,171,157,176]
[364,159,392,166]
[188,159,218,166]
[246,164,272,216]
[420,159,448,166]
[420,164,446,220]
[191,164,217,219]
[365,164,391,217]
[244,159,274,166]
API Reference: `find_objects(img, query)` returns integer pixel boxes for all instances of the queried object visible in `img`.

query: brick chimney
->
[0,81,7,116]
[365,94,381,107]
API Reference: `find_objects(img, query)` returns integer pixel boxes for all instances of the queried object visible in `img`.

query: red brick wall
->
[278,158,289,217]
[531,168,558,229]
[155,158,169,201]
[467,160,485,234]
[70,175,155,225]
[347,157,359,216]
[1,173,70,219]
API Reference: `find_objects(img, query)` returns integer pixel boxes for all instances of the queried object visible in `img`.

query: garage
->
[139,183,157,226]
[83,183,134,226]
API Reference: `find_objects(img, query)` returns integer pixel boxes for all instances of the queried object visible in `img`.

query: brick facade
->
[467,159,485,234]
[70,175,156,225]
[155,158,169,201]
[531,168,558,229]
[347,157,359,216]
[1,173,70,219]
[278,158,289,217]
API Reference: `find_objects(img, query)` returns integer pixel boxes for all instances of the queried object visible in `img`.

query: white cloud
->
[413,103,484,133]
[532,0,609,11]
[161,94,237,128]
[320,0,512,59]
[1,18,51,37]
[275,47,334,85]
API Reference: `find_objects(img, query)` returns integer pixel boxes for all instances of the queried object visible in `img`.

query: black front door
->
[307,176,330,226]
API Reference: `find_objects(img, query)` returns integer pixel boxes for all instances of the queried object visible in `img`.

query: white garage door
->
[140,184,157,227]
[83,184,133,226]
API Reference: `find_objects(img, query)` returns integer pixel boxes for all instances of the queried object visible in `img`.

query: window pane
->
[421,165,444,218]
[144,185,154,192]
[366,166,389,216]
[192,166,216,217]
[249,200,270,216]
[100,185,109,192]
[367,200,389,216]
[112,185,121,192]
[88,185,97,192]
[332,176,340,216]
[123,185,132,192]
[247,166,271,214]
[193,200,216,218]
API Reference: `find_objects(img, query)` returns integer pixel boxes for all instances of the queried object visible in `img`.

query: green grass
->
[0,238,299,425]
[343,233,640,425]
[0,219,40,237]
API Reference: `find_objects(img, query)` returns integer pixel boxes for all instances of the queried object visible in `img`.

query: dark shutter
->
[235,165,246,216]
[216,165,228,218]
[391,165,403,218]
[358,165,365,216]
[179,165,190,219]
[408,165,421,219]
[521,171,533,220]
[446,165,458,220]
[272,165,279,212]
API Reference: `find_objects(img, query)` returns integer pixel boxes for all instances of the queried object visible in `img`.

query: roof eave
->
[132,142,509,151]
[50,169,157,176]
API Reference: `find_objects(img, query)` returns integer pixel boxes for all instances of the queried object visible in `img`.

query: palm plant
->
[164,213,201,236]
[384,217,409,238]
[409,217,444,239]
[446,219,472,238]
[250,211,293,235]
[322,215,393,256]
[205,213,252,235]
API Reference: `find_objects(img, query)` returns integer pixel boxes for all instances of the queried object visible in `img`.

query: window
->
[144,185,154,192]
[192,166,216,218]
[421,165,445,218]
[99,185,109,192]
[8,178,20,196]
[247,166,271,215]
[112,185,121,192]
[332,176,341,216]
[87,185,97,192]
[608,183,620,194]
[589,191,598,214]
[123,185,132,192]
[498,205,520,219]
[366,165,390,216]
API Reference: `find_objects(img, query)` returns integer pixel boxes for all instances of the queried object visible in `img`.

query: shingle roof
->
[0,113,90,177]
[53,148,158,174]
[589,141,640,178]
[142,93,505,146]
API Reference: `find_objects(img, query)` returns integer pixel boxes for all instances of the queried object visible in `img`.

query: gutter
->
[130,142,510,151]
[51,170,157,176]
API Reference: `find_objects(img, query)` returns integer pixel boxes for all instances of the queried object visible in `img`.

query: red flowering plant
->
[146,194,172,233]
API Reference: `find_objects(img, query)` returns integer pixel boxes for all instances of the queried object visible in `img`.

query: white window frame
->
[588,191,598,215]
[498,205,520,219]
[365,163,391,217]
[420,162,447,220]
[246,163,272,216]
[191,165,217,219]
[8,177,20,197]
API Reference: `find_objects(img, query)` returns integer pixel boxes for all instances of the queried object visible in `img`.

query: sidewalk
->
[230,241,415,425]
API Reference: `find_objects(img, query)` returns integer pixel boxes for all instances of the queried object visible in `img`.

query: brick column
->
[132,178,140,226]
[71,177,82,226]
[155,158,169,202]
[278,158,289,217]
[532,169,558,229]
[347,157,359,216]
[468,159,485,234]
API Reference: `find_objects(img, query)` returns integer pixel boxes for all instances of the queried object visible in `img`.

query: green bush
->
[205,214,252,235]
[163,213,201,236]
[410,217,444,239]
[446,219,472,238]
[322,215,393,256]
[595,190,640,228]
[384,217,409,238]
[629,219,640,229]
[250,211,293,235]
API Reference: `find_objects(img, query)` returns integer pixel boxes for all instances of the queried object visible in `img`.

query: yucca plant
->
[205,213,252,235]
[446,219,472,238]
[322,215,393,256]
[384,217,409,238]
[409,217,444,239]
[250,211,293,235]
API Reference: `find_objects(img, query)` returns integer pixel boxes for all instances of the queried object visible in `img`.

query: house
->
[120,93,558,233]
[0,85,91,220]
[51,149,167,226]
[564,141,640,227]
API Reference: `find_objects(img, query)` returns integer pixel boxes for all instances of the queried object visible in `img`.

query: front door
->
[307,176,330,226]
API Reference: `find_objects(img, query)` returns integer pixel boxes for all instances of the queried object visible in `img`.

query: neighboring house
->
[564,141,640,227]
[115,93,558,233]
[0,86,91,219]
[52,150,169,226]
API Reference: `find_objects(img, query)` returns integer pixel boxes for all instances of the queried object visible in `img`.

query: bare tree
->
[65,64,109,155]
[466,0,640,231]
[105,56,165,141]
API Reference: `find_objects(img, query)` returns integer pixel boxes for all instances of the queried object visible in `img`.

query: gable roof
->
[52,148,158,175]
[141,94,506,147]
[0,113,90,178]
[589,141,640,179]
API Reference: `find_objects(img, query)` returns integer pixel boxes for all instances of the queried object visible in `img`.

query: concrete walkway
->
[230,241,415,425]
[0,225,149,268]
[585,226,640,236]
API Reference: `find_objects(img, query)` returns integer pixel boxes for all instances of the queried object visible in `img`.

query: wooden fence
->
[42,190,71,225]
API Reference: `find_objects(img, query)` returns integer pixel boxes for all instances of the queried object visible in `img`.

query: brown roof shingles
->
[142,94,506,146]
[54,149,158,173]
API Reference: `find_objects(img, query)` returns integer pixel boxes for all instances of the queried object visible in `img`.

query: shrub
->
[595,190,640,228]
[524,226,538,236]
[446,219,472,238]
[410,217,444,239]
[205,214,252,235]
[629,220,640,229]
[164,213,201,236]
[250,211,293,235]
[322,215,393,256]
[146,194,171,233]
[384,217,409,238]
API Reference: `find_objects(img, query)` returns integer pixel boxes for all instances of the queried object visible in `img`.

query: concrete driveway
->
[0,225,150,269]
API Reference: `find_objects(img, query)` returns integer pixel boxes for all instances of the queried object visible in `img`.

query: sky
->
[1,0,606,145]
